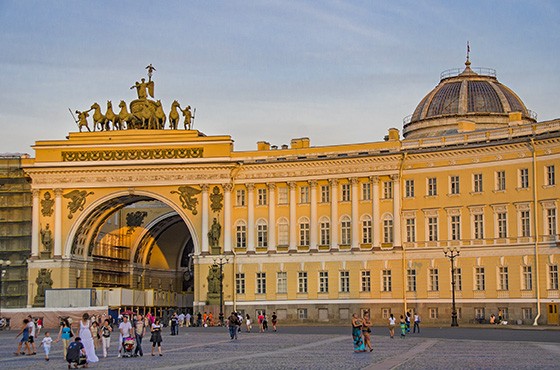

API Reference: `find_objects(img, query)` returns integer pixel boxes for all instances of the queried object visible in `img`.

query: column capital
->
[308,180,318,188]
[200,184,209,191]
[267,182,277,190]
[370,176,380,184]
[245,183,255,191]
[54,188,63,197]
[350,177,359,185]
[390,174,400,181]
[223,183,234,192]
[288,181,297,190]
[32,189,40,198]
[328,178,338,186]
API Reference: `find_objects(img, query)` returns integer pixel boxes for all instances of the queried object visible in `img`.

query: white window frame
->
[340,215,351,245]
[277,271,287,294]
[277,218,289,246]
[405,179,415,198]
[298,271,308,293]
[340,270,350,293]
[236,189,246,206]
[319,271,329,293]
[361,215,372,244]
[235,220,247,248]
[257,188,267,205]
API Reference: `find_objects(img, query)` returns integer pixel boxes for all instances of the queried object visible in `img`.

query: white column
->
[53,188,63,257]
[309,180,318,251]
[267,183,276,253]
[223,183,233,254]
[392,174,402,247]
[288,182,297,252]
[371,176,380,247]
[329,179,339,250]
[201,185,209,254]
[246,183,255,253]
[31,190,40,258]
[351,178,360,250]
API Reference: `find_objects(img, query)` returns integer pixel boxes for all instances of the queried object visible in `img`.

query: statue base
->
[206,293,220,305]
[40,251,52,259]
[211,246,221,255]
[33,296,46,308]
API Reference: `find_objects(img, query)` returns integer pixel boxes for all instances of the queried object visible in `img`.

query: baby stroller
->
[122,337,136,358]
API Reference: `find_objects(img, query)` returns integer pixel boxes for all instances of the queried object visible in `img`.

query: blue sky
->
[1,0,559,154]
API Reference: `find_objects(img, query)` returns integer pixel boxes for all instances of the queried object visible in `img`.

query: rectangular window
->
[475,267,485,291]
[341,218,351,245]
[522,266,532,290]
[320,220,330,245]
[256,272,266,294]
[549,265,559,290]
[429,307,438,319]
[406,218,416,243]
[475,307,485,320]
[297,308,308,319]
[521,210,531,237]
[235,273,245,294]
[299,221,310,246]
[362,218,372,244]
[340,271,350,293]
[428,217,438,241]
[474,213,484,239]
[522,307,532,320]
[496,171,506,191]
[236,189,246,206]
[497,212,508,238]
[473,173,482,193]
[451,215,461,240]
[277,187,288,205]
[382,270,392,292]
[298,272,308,293]
[236,223,247,248]
[407,269,417,292]
[278,222,289,246]
[547,208,557,236]
[547,165,555,186]
[429,268,439,291]
[300,186,310,204]
[257,222,268,247]
[499,266,509,290]
[450,175,460,195]
[277,272,287,294]
[361,271,371,292]
[320,185,330,203]
[257,188,267,205]
[428,177,437,196]
[520,168,529,189]
[383,218,393,243]
[319,271,329,293]
[405,179,415,198]
[362,182,371,200]
[341,183,351,202]
[383,181,393,199]
[454,268,462,291]
[381,308,390,319]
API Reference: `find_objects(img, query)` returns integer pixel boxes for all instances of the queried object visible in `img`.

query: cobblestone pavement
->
[0,326,558,369]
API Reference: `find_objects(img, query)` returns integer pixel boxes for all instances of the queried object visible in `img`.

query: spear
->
[68,108,79,128]
[192,107,196,129]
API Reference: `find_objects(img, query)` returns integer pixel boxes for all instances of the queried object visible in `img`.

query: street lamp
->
[212,256,229,326]
[443,247,460,327]
[0,259,12,317]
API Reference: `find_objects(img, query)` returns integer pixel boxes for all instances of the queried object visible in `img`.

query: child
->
[41,331,53,361]
[101,319,112,358]
[400,315,406,338]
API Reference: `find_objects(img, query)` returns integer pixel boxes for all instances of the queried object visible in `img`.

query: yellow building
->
[22,59,559,325]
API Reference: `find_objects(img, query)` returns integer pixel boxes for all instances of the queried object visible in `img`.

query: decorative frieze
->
[61,147,204,162]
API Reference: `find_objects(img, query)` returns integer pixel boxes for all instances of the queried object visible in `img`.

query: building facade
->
[21,60,560,325]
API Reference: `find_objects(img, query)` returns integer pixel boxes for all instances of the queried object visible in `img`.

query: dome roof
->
[403,60,536,139]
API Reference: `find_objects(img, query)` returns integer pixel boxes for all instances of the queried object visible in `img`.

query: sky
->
[0,0,559,154]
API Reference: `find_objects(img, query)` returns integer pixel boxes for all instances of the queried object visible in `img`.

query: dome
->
[403,59,536,139]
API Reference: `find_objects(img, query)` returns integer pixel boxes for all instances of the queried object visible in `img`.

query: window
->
[474,214,484,239]
[429,307,438,319]
[362,216,372,244]
[235,273,245,294]
[522,266,532,290]
[547,208,557,236]
[297,308,308,319]
[299,218,310,246]
[257,188,267,205]
[340,271,350,293]
[383,215,393,243]
[300,186,309,203]
[450,176,460,195]
[496,171,506,191]
[546,165,556,186]
[277,272,287,294]
[475,307,485,320]
[341,216,351,245]
[256,272,266,294]
[428,217,438,241]
[320,185,330,203]
[499,266,509,290]
[454,268,462,291]
[381,308,391,319]
[319,271,329,293]
[298,272,308,293]
[428,177,437,196]
[361,271,371,292]
[236,189,246,206]
[405,179,415,198]
[407,269,417,292]
[522,307,532,320]
[236,221,247,248]
[382,270,392,292]
[429,268,439,291]
[362,183,371,200]
[406,218,416,243]
[451,215,461,240]
[499,307,509,320]
[520,168,529,189]
[278,218,289,246]
[549,265,559,290]
[277,186,288,205]
[319,217,330,246]
[497,212,508,238]
[341,183,351,201]
[473,173,483,193]
[475,267,485,291]
[521,210,530,237]
[383,181,393,199]
[257,220,268,248]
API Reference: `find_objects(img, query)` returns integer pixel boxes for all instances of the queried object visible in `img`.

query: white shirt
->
[119,321,132,337]
[42,337,53,348]
[27,321,36,337]
[389,317,396,325]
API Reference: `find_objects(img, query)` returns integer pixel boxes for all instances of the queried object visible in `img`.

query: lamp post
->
[213,256,229,326]
[443,247,460,327]
[0,259,12,318]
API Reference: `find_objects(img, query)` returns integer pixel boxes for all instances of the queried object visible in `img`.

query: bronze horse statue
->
[90,103,108,131]
[169,100,180,130]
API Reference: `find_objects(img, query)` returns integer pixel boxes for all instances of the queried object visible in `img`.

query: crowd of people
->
[352,311,421,352]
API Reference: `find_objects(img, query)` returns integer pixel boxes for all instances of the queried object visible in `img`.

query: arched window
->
[319,217,330,246]
[340,215,351,245]
[383,214,393,243]
[235,220,247,248]
[277,218,289,246]
[361,215,372,244]
[299,217,310,246]
[256,219,268,248]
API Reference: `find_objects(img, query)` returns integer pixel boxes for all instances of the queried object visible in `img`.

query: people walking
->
[100,319,112,358]
[79,313,99,363]
[271,312,278,332]
[150,318,163,356]
[362,312,373,352]
[263,314,269,331]
[388,314,396,339]
[413,313,421,333]
[118,315,132,358]
[227,312,239,340]
[26,315,37,355]
[134,314,146,357]
[14,318,32,355]
[40,331,53,361]
[399,315,407,338]
[351,313,366,352]
[405,312,411,333]
[246,314,252,332]
[56,318,74,359]
[258,312,264,332]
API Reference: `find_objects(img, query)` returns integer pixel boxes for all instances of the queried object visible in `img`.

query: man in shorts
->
[27,316,37,355]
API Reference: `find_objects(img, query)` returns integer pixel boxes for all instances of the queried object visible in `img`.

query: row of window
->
[234,265,559,294]
[233,165,556,206]
[234,206,558,247]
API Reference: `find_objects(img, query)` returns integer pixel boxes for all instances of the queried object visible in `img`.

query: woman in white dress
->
[79,313,99,363]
